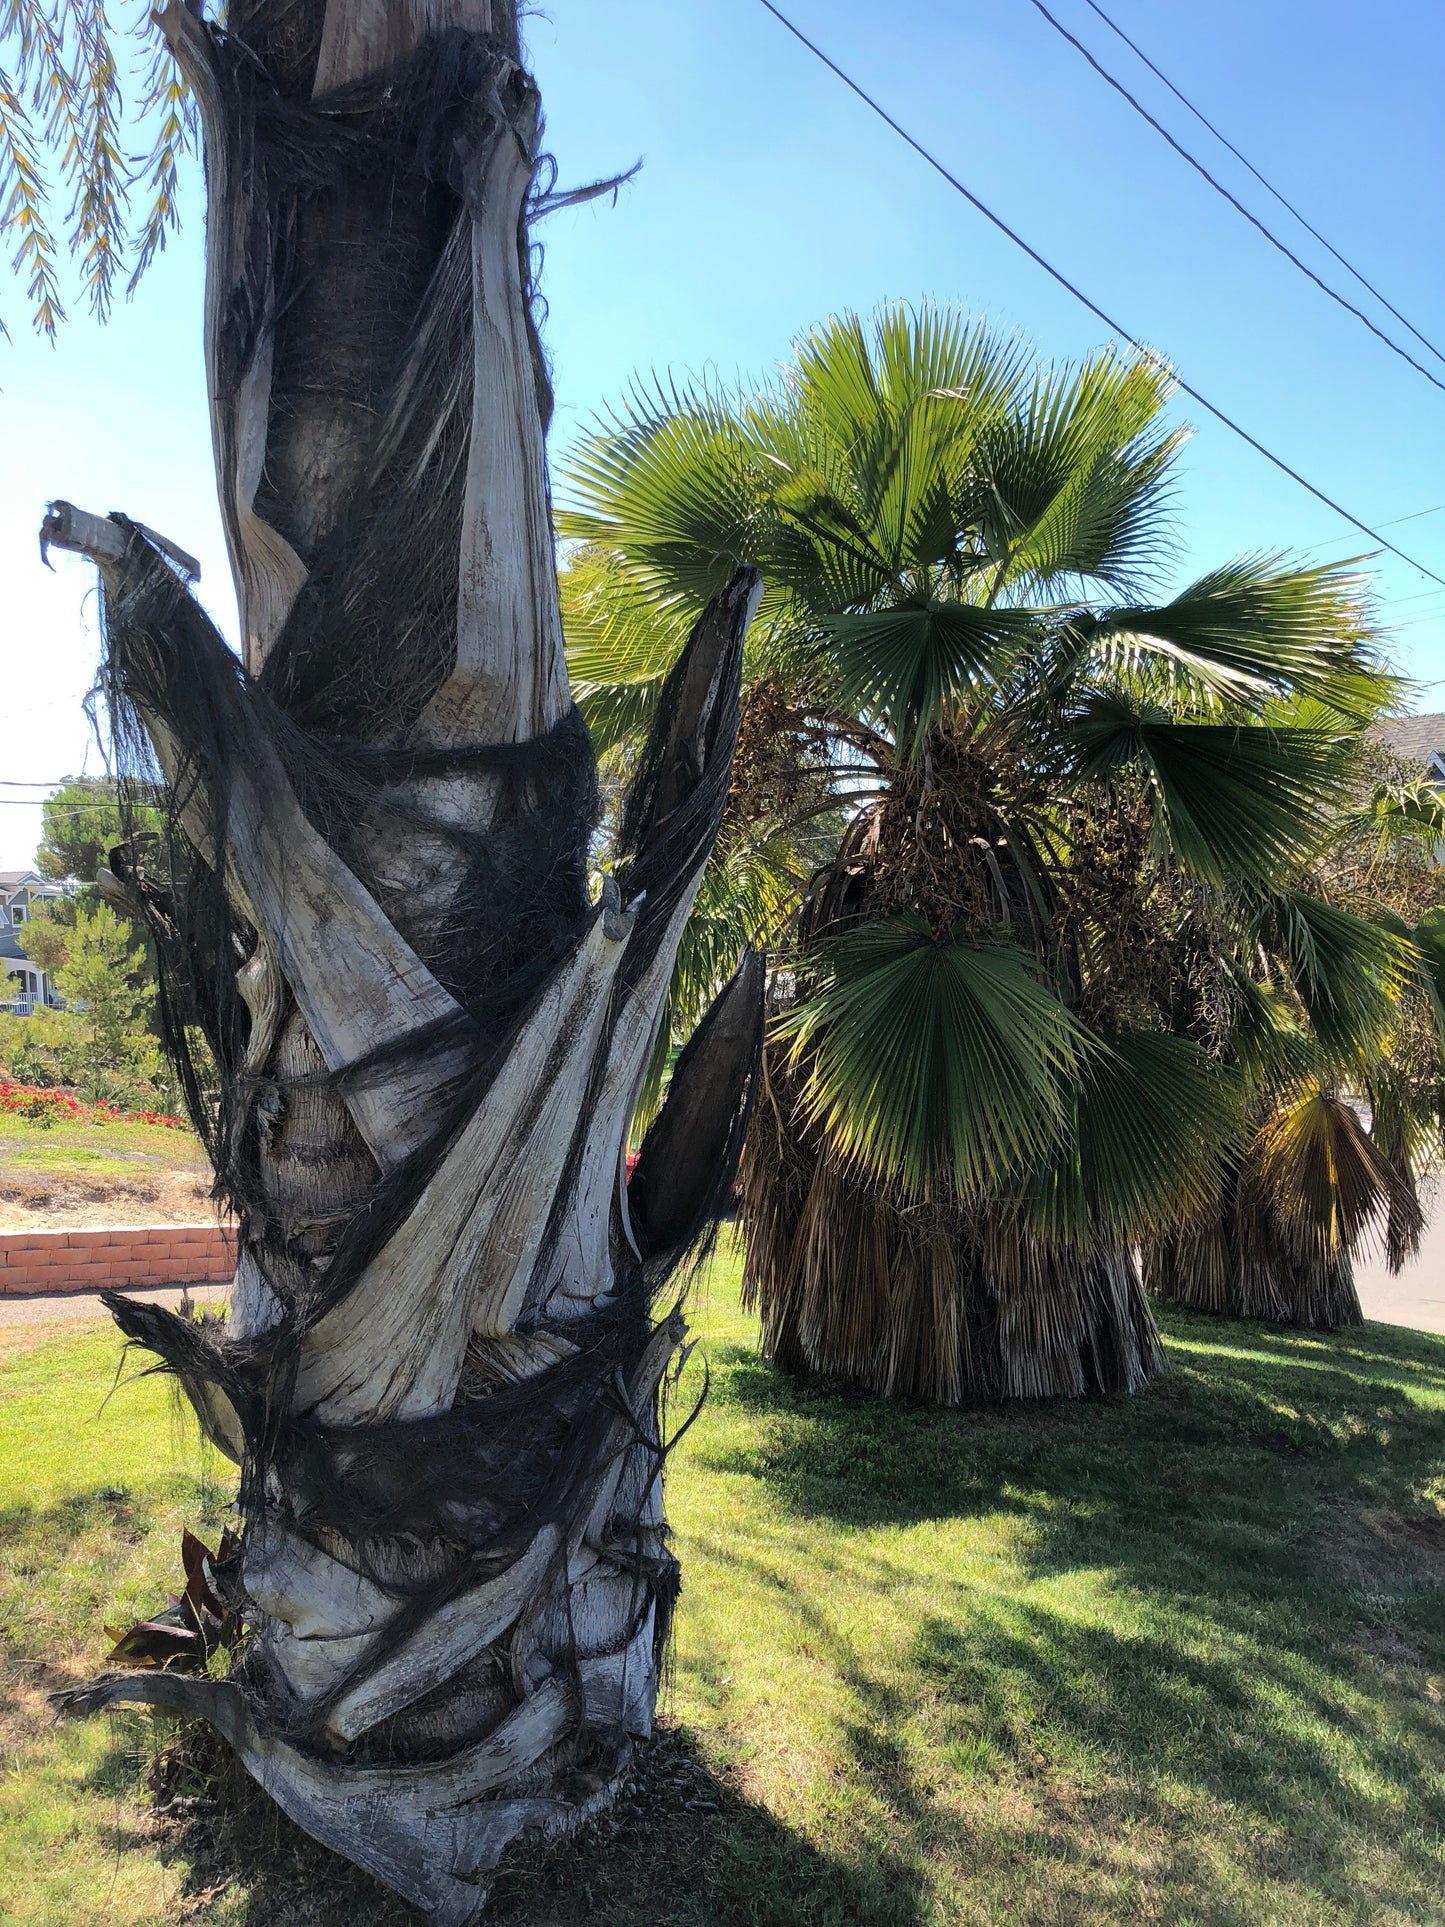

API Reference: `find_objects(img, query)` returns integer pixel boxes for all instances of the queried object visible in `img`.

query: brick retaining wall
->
[0,1224,237,1295]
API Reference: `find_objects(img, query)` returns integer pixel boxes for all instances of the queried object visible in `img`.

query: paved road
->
[0,1282,229,1330]
[1354,1218,1445,1336]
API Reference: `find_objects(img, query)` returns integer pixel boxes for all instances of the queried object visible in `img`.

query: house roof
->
[1372,713,1445,768]
[0,870,43,894]
[0,929,30,961]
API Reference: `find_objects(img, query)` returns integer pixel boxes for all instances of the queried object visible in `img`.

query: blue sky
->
[2,0,1442,865]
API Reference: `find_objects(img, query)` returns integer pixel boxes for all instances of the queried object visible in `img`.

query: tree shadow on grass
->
[105,1716,924,1927]
[677,1303,1445,1920]
[697,1307,1445,1545]
[713,1541,1445,1925]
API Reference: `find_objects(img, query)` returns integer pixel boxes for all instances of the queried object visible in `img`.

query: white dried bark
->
[55,8,759,1919]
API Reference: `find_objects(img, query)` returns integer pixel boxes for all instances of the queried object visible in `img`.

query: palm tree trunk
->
[741,1054,1164,1406]
[47,6,761,1918]
[1142,1191,1366,1331]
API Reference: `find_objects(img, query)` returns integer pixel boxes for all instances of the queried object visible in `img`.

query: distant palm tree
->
[563,304,1411,1401]
[1146,768,1445,1328]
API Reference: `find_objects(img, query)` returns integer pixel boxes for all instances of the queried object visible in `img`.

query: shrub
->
[0,1079,186,1130]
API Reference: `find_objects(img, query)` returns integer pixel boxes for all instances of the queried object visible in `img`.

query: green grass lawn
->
[0,1117,204,1178]
[0,1114,210,1225]
[2,1247,1443,1924]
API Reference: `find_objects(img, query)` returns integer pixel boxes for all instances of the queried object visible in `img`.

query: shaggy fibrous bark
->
[47,5,761,1918]
[1142,1202,1365,1331]
[741,1063,1165,1407]
[1142,1090,1419,1333]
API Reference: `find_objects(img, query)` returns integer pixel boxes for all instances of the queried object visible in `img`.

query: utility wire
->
[1075,0,1445,375]
[754,0,1445,590]
[1023,0,1445,397]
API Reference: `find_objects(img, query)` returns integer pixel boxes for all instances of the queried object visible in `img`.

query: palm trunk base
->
[740,1128,1165,1408]
[1144,1222,1364,1332]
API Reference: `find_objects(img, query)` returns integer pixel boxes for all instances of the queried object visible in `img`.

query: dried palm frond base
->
[739,1109,1164,1408]
[1144,1089,1414,1333]
[1143,1209,1363,1332]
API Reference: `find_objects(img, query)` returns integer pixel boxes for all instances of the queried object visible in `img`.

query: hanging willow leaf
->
[777,915,1083,1200]
[0,1,195,335]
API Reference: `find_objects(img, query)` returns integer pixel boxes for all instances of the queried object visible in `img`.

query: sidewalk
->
[0,1281,229,1331]
[1353,1219,1445,1336]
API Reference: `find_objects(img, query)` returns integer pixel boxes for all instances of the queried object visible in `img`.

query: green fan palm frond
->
[974,348,1181,596]
[778,306,1028,586]
[1344,777,1445,868]
[1069,694,1352,883]
[777,916,1084,1200]
[559,385,773,609]
[1091,558,1386,717]
[1405,905,1445,1046]
[1020,1026,1245,1246]
[1219,964,1319,1092]
[561,545,698,754]
[823,600,1039,754]
[1252,889,1411,1062]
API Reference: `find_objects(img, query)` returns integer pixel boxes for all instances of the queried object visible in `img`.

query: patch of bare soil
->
[0,1652,94,1763]
[0,1166,220,1231]
[1351,1625,1429,1669]
[1320,1503,1445,1595]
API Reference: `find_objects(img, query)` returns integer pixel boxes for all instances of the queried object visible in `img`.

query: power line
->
[1074,0,1445,377]
[1380,504,1445,529]
[1022,0,1445,398]
[754,0,1445,591]
[0,800,101,813]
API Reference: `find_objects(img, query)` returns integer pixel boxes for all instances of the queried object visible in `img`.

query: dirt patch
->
[0,1167,217,1231]
[1351,1625,1428,1669]
[1319,1504,1445,1595]
[0,1652,95,1760]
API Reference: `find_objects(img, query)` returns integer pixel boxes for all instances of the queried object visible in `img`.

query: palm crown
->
[561,306,1415,1367]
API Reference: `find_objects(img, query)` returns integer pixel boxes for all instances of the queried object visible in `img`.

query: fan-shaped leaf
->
[1094,558,1384,717]
[1249,1085,1415,1262]
[1020,1027,1244,1245]
[824,600,1035,751]
[1253,890,1410,1061]
[1070,696,1351,882]
[778,916,1083,1199]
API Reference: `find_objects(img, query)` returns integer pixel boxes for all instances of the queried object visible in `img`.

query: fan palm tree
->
[1146,760,1445,1330]
[561,304,1408,1403]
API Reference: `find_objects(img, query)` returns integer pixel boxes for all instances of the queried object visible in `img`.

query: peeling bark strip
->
[48,4,763,1916]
